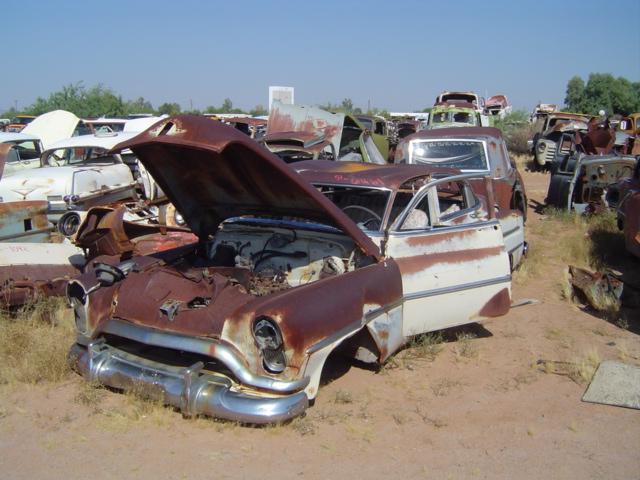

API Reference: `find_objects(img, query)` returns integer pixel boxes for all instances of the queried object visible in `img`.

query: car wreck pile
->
[1,92,636,424]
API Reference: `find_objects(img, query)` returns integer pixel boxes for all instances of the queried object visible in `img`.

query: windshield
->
[13,117,34,125]
[357,117,374,130]
[409,140,488,171]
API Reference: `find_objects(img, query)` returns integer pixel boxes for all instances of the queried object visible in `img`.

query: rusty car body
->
[529,112,591,169]
[392,127,527,266]
[546,119,638,212]
[263,101,388,164]
[484,95,512,119]
[615,162,640,258]
[68,115,514,424]
[434,91,484,112]
[0,242,84,307]
[427,101,488,129]
[5,115,36,133]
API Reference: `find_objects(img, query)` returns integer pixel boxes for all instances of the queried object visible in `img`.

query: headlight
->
[174,211,185,226]
[67,282,88,334]
[537,142,546,153]
[253,317,286,373]
[58,211,85,237]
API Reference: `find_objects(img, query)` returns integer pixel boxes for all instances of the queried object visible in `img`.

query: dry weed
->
[536,348,601,384]
[453,332,478,360]
[0,298,74,385]
[431,378,462,397]
[406,332,445,361]
[334,389,353,404]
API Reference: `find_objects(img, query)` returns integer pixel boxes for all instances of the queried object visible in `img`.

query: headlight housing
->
[67,281,88,334]
[537,142,546,153]
[253,317,286,373]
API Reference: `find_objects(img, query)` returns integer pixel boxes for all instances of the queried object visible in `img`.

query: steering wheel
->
[342,205,382,229]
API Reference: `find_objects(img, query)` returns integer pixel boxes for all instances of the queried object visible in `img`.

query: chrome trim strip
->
[404,275,511,301]
[502,226,520,237]
[388,218,501,237]
[0,226,54,242]
[100,318,309,394]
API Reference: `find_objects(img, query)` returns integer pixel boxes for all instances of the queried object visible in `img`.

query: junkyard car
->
[484,95,512,119]
[529,112,591,169]
[615,161,640,258]
[546,120,638,212]
[263,101,387,164]
[434,91,484,112]
[0,132,43,175]
[0,132,141,221]
[68,115,514,424]
[5,115,36,132]
[427,101,488,129]
[393,127,527,266]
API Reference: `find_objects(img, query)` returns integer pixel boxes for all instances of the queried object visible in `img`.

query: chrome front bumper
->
[69,341,309,424]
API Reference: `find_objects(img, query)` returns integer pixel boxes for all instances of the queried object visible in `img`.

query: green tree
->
[125,97,155,115]
[564,76,585,112]
[221,98,233,113]
[157,102,182,116]
[340,98,354,113]
[249,104,268,116]
[28,82,127,117]
[564,73,640,115]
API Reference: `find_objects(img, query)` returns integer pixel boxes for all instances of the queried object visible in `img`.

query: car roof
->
[0,132,40,143]
[294,160,460,191]
[44,132,139,152]
[403,126,503,141]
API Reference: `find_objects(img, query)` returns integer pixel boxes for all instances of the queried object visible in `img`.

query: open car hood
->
[112,115,381,260]
[22,110,80,150]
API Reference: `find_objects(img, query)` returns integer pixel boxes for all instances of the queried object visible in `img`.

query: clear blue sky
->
[3,0,639,113]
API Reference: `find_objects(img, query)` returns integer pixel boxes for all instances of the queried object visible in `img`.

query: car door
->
[384,176,512,336]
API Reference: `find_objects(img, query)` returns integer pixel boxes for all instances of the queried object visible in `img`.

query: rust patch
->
[395,246,504,276]
[478,288,511,317]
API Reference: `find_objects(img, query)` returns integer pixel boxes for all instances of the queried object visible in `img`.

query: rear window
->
[409,140,488,171]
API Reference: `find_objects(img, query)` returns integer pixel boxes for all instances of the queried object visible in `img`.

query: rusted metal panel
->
[623,191,640,258]
[0,201,53,243]
[74,205,196,259]
[267,101,345,156]
[0,243,84,307]
[112,115,381,260]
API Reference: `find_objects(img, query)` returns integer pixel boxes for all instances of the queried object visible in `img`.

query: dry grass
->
[0,298,75,385]
[453,332,478,360]
[333,389,353,404]
[96,386,172,432]
[431,378,462,397]
[536,348,601,385]
[406,332,445,361]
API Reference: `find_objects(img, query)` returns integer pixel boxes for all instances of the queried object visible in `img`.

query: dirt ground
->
[1,170,639,480]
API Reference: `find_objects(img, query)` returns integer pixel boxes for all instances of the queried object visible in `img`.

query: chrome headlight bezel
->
[253,316,286,374]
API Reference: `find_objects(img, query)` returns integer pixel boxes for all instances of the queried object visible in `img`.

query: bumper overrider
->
[69,320,309,424]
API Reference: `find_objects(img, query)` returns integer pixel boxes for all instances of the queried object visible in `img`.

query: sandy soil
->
[1,170,639,480]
